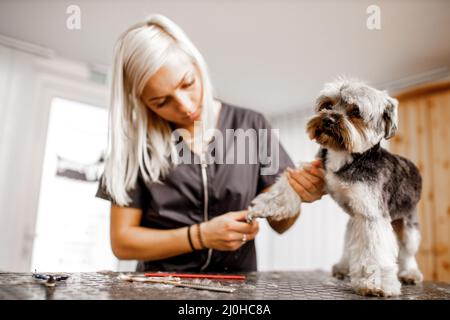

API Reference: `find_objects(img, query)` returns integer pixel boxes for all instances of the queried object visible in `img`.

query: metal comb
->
[118,274,236,293]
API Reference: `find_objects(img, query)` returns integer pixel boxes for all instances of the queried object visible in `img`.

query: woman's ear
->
[383,95,399,139]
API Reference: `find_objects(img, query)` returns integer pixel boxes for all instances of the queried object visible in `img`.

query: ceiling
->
[0,0,449,115]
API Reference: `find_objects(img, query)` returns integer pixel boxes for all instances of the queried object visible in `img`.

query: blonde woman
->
[96,14,325,272]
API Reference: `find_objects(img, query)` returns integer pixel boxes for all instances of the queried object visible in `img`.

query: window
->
[31,97,116,272]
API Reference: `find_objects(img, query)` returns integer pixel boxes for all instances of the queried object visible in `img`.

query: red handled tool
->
[144,272,246,280]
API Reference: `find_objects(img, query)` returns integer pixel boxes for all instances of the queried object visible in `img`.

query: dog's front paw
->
[351,266,401,297]
[248,174,301,221]
[332,262,349,280]
[352,278,385,297]
[379,275,402,297]
[247,192,279,222]
[399,269,423,285]
[352,277,401,297]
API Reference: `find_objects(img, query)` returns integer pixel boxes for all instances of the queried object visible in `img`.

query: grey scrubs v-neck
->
[96,102,294,272]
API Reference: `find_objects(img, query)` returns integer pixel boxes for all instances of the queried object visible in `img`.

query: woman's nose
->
[174,91,195,114]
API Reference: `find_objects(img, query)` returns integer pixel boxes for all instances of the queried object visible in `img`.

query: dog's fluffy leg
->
[247,172,301,222]
[396,220,423,284]
[348,216,401,297]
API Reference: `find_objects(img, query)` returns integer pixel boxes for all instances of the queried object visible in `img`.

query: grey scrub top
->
[96,102,294,272]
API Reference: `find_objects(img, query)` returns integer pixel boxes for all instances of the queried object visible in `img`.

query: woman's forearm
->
[113,225,200,261]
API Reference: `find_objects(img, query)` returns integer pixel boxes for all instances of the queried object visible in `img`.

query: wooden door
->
[390,81,450,282]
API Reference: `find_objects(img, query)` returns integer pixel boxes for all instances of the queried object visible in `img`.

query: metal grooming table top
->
[1,271,449,300]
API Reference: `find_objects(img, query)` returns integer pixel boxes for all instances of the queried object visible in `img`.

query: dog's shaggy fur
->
[248,78,423,297]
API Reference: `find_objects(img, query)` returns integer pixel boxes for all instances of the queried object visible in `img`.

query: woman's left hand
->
[286,159,326,203]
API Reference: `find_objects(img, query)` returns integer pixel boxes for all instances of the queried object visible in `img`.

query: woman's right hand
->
[199,210,259,251]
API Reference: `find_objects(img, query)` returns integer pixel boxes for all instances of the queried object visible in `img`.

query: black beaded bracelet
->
[187,225,195,251]
[197,223,206,249]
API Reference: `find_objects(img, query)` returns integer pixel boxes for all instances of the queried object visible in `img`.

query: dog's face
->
[306,79,399,153]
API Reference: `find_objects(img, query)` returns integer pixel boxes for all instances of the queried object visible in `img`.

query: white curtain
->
[255,109,349,272]
[0,44,111,271]
[0,45,41,271]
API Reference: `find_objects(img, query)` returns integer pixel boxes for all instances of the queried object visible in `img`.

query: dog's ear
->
[383,95,398,139]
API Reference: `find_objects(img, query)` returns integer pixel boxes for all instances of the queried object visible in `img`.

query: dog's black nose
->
[322,116,334,128]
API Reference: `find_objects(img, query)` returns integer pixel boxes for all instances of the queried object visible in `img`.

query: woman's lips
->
[187,107,201,121]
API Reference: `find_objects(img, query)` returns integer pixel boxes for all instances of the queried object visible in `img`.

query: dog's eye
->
[320,102,333,110]
[348,107,361,118]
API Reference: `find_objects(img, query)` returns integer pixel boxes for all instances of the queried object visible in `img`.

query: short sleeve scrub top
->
[96,102,294,272]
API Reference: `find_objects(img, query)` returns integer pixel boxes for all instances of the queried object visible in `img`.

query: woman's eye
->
[182,78,195,89]
[156,99,168,108]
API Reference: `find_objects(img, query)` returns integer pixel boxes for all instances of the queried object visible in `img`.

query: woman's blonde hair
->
[102,14,216,206]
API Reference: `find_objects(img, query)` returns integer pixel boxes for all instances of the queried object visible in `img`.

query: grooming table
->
[0,271,449,300]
